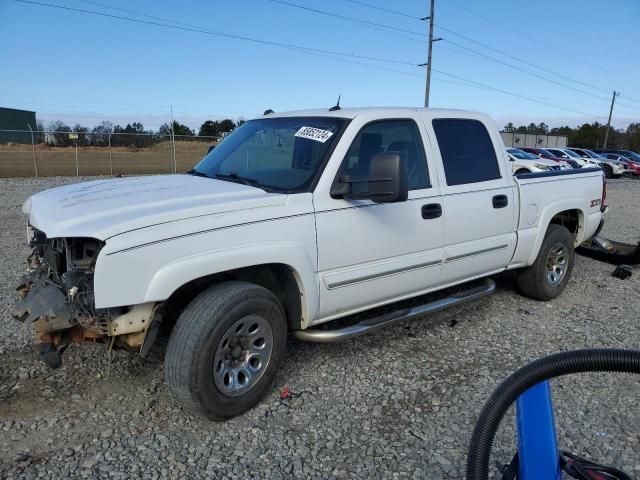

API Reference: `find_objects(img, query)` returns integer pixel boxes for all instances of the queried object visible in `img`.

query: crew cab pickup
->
[15,107,606,419]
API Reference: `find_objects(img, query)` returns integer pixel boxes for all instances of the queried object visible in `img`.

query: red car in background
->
[520,147,580,169]
[601,152,640,176]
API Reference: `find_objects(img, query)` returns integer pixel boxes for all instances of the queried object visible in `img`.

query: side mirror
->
[330,153,409,203]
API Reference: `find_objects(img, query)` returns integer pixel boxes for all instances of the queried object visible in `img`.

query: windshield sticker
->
[294,126,334,143]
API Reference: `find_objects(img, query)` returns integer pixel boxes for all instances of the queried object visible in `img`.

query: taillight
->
[601,175,607,212]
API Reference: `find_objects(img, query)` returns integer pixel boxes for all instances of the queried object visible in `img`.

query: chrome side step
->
[293,278,496,343]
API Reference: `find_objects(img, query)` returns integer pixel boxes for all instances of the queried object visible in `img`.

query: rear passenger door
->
[428,118,517,285]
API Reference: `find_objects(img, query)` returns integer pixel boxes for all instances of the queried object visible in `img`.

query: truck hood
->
[24,175,287,240]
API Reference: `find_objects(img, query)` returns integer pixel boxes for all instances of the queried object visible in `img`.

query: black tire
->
[515,169,530,175]
[165,281,287,420]
[602,164,613,179]
[517,224,575,301]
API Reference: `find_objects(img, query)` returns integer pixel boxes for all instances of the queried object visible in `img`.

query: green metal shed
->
[0,107,38,144]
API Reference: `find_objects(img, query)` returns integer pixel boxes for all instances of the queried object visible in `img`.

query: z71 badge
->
[590,199,601,208]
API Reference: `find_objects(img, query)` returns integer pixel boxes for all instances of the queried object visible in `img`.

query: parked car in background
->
[545,148,599,169]
[506,148,568,174]
[593,149,640,164]
[566,147,628,179]
[520,147,578,169]
[601,153,640,176]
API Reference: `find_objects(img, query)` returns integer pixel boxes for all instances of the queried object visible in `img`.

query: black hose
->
[465,349,640,480]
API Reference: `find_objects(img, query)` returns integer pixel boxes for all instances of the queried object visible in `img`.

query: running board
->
[293,278,496,343]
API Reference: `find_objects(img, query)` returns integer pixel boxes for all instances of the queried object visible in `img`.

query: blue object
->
[516,381,562,480]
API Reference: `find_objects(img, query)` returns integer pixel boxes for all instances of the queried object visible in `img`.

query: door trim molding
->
[444,244,509,263]
[325,260,442,290]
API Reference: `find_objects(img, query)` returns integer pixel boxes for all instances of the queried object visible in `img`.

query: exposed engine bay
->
[13,226,160,369]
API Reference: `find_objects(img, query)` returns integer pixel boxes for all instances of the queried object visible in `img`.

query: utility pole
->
[170,105,177,173]
[27,123,38,178]
[421,0,441,108]
[603,91,619,148]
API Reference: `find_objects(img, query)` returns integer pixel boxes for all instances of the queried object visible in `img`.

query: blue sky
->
[1,0,639,130]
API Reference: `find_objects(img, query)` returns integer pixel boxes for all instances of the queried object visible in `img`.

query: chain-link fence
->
[0,130,220,177]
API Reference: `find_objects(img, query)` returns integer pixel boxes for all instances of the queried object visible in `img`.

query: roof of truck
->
[259,106,485,120]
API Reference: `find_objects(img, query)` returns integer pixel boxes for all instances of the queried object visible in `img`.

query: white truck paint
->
[21,107,606,327]
[16,107,607,417]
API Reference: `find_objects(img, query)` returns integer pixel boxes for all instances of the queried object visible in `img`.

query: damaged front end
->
[14,227,161,369]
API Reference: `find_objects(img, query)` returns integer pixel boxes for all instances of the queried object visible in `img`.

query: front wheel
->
[517,224,575,301]
[602,164,613,178]
[165,281,287,420]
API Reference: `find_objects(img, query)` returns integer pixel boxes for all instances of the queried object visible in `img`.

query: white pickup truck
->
[15,107,606,419]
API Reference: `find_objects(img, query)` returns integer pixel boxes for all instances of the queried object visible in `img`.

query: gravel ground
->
[1,176,639,479]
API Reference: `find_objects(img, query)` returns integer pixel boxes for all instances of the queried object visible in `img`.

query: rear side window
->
[432,119,501,186]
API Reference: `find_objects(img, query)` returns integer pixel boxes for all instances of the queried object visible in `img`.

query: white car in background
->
[566,147,627,179]
[545,148,599,168]
[506,148,569,174]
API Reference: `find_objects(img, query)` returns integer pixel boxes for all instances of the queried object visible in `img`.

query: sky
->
[1,0,639,131]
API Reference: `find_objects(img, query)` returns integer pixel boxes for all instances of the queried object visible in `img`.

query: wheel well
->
[549,209,582,242]
[160,264,303,334]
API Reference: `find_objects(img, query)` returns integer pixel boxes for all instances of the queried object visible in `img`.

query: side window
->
[341,120,429,193]
[432,119,501,186]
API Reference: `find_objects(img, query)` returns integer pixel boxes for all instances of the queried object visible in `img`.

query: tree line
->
[503,121,640,150]
[36,118,245,147]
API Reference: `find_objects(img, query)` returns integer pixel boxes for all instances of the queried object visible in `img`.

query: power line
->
[343,0,422,20]
[440,39,615,104]
[444,0,623,75]
[341,0,630,101]
[10,0,419,66]
[267,0,425,37]
[433,23,614,96]
[9,0,626,121]
[428,67,606,118]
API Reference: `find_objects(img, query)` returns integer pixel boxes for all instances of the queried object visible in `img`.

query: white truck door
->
[428,117,517,285]
[313,115,444,322]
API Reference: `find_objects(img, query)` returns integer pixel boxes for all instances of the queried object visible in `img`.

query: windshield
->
[583,149,605,159]
[192,116,347,192]
[621,150,640,161]
[546,149,565,157]
[508,148,538,160]
[562,149,581,158]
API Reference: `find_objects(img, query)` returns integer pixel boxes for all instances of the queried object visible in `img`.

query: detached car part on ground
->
[14,107,607,420]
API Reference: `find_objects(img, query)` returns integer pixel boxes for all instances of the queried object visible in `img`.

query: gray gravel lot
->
[1,176,639,479]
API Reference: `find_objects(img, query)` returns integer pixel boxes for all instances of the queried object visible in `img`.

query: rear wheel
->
[165,281,287,420]
[517,224,575,301]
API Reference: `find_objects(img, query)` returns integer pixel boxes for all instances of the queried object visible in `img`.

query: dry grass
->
[0,141,212,177]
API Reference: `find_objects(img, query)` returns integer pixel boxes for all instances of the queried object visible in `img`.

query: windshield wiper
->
[186,168,211,178]
[213,173,271,190]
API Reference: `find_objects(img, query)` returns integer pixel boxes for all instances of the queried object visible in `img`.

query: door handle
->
[492,195,509,209]
[421,203,442,219]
